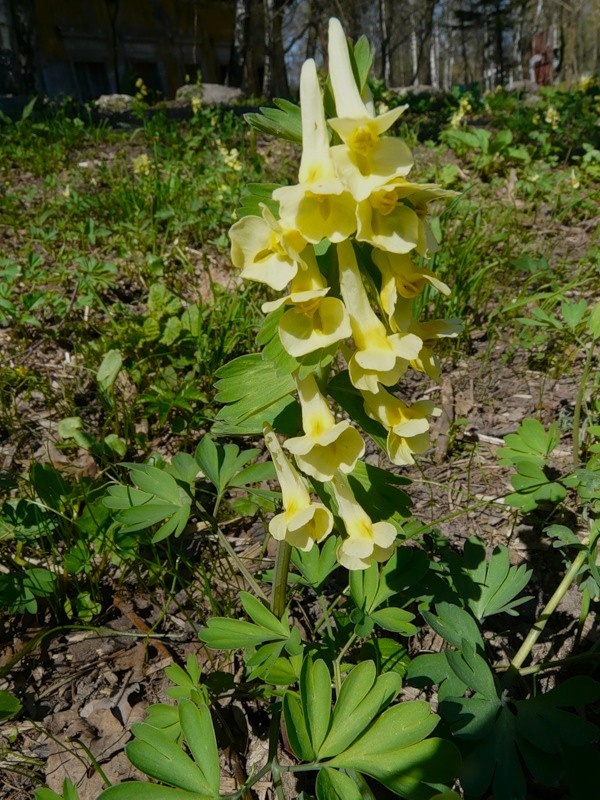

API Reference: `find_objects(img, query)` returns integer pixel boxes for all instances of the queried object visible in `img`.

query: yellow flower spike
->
[229,205,306,291]
[272,59,356,244]
[331,475,397,570]
[362,388,436,466]
[372,250,450,324]
[264,425,334,551]
[337,240,422,392]
[284,373,365,482]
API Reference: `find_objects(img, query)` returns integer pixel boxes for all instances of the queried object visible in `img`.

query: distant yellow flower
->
[132,154,151,176]
[273,58,356,243]
[284,373,365,481]
[338,240,422,392]
[544,106,560,130]
[362,388,436,465]
[264,425,334,551]
[570,169,580,189]
[222,147,242,171]
[331,475,397,570]
[229,205,306,291]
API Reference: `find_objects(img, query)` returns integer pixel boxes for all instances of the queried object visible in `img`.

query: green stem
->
[572,335,597,466]
[271,540,292,619]
[494,650,600,676]
[333,632,358,682]
[271,756,286,800]
[505,542,589,682]
[264,539,293,783]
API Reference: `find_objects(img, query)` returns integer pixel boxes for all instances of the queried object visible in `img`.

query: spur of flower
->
[264,425,333,551]
[229,204,306,291]
[273,58,356,244]
[284,373,365,482]
[262,248,352,357]
[362,388,437,465]
[331,475,397,570]
[327,17,413,201]
[338,240,422,393]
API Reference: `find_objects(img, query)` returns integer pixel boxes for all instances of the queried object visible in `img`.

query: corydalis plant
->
[229,17,460,570]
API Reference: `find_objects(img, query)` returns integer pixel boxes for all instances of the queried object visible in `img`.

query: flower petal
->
[279,296,351,357]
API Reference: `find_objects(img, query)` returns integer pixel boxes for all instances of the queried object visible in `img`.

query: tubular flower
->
[338,240,422,393]
[262,249,352,358]
[356,179,454,256]
[284,373,365,481]
[273,59,356,244]
[229,204,306,291]
[362,388,436,465]
[264,425,333,551]
[331,475,397,570]
[327,18,413,201]
[372,249,450,326]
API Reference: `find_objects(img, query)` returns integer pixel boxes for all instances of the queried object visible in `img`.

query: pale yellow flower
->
[362,388,436,465]
[405,317,463,380]
[372,249,450,326]
[570,169,580,190]
[132,154,151,176]
[264,425,334,551]
[327,18,413,200]
[544,106,560,130]
[273,58,356,243]
[262,248,352,357]
[356,179,453,256]
[284,373,365,481]
[331,475,397,570]
[338,240,422,392]
[229,205,306,291]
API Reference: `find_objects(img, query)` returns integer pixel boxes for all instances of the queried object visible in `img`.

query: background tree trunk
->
[229,0,249,88]
[262,0,289,97]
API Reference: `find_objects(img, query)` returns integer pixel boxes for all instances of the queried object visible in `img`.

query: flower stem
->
[271,540,292,619]
[505,542,589,684]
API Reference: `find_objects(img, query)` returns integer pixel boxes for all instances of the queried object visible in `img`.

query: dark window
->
[74,61,109,101]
